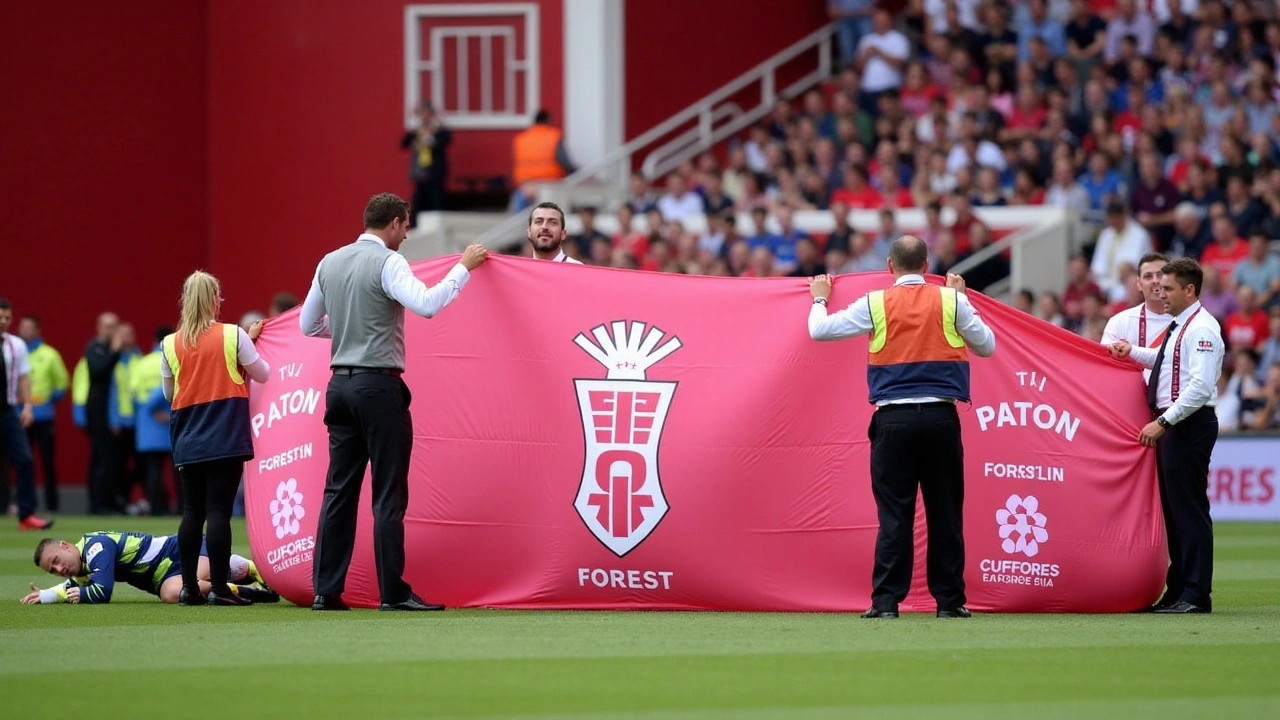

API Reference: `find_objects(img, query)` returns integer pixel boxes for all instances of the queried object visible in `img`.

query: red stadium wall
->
[206,0,564,318]
[622,0,829,138]
[0,2,210,487]
[0,0,563,488]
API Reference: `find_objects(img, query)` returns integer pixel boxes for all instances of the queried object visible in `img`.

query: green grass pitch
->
[1,517,1276,719]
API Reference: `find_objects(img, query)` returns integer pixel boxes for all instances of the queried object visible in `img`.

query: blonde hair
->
[177,270,221,348]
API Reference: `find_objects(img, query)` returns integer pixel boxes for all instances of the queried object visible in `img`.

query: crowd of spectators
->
[518,0,1280,430]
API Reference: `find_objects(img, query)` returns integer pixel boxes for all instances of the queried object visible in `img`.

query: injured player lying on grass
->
[21,531,279,606]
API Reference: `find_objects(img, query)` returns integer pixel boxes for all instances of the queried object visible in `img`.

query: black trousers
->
[26,420,58,512]
[1155,406,1218,608]
[140,451,177,515]
[0,408,37,520]
[409,179,446,226]
[178,457,243,592]
[86,421,118,514]
[868,402,966,610]
[112,429,144,508]
[313,371,413,604]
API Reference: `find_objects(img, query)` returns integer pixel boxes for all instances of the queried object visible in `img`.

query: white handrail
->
[639,103,743,178]
[474,24,835,247]
[564,24,834,185]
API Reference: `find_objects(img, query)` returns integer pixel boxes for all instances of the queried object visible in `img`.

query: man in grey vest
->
[299,192,488,611]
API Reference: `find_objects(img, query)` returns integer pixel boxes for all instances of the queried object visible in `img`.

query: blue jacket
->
[131,346,170,452]
[135,385,172,453]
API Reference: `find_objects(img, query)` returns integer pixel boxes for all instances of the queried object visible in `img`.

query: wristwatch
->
[1156,416,1171,429]
[813,298,828,306]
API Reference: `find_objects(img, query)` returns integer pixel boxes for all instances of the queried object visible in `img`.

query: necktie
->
[1146,319,1178,411]
[0,338,8,409]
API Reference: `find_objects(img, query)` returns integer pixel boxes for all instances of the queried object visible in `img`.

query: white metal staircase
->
[466,24,837,249]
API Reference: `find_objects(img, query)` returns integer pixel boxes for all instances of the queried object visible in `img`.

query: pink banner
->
[245,256,1166,612]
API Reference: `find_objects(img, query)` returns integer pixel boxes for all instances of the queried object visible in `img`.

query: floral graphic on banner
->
[270,478,306,540]
[998,494,1049,558]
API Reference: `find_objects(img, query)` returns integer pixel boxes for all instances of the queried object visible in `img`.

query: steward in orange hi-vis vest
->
[866,285,971,404]
[806,234,995,620]
[162,323,253,467]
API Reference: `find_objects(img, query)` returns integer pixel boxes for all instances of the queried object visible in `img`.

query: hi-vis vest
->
[72,359,89,428]
[866,285,970,404]
[108,352,138,429]
[512,125,566,185]
[130,350,165,406]
[162,324,253,466]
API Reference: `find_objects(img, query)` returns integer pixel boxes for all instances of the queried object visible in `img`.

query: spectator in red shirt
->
[1011,167,1046,205]
[948,192,977,254]
[876,163,915,208]
[1062,254,1102,330]
[899,61,940,119]
[830,164,883,209]
[1200,216,1251,279]
[1166,135,1207,192]
[1114,85,1146,148]
[1225,285,1271,351]
[1001,86,1048,143]
[611,205,650,265]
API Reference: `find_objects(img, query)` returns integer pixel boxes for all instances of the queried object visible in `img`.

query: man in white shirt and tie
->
[1110,258,1224,614]
[0,298,53,530]
[527,201,583,264]
[1101,252,1172,381]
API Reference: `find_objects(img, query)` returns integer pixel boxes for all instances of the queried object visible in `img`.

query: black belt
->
[1153,406,1214,420]
[876,401,957,412]
[332,366,403,377]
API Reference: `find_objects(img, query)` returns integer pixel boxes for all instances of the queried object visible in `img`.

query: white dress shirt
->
[1128,301,1224,425]
[551,250,583,264]
[2,332,32,405]
[808,274,996,405]
[299,233,471,338]
[160,326,271,401]
[1101,302,1173,382]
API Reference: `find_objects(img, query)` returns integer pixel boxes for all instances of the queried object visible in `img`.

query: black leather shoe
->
[1135,597,1178,613]
[235,585,281,603]
[379,593,446,612]
[1155,600,1210,614]
[937,606,972,618]
[207,587,253,606]
[178,587,204,606]
[312,594,350,611]
[860,607,899,619]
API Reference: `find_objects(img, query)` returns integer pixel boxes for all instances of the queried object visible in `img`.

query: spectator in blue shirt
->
[1018,0,1066,61]
[1079,151,1127,210]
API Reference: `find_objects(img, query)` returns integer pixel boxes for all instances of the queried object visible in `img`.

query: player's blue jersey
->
[65,531,182,603]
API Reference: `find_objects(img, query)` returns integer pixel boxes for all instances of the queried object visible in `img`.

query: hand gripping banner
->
[246,255,1167,612]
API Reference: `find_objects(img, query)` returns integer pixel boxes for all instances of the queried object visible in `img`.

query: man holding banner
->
[300,193,489,612]
[807,235,995,619]
[1111,258,1224,614]
[526,201,583,263]
[1102,252,1172,377]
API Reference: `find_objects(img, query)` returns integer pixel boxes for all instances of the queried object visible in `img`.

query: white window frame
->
[404,3,540,130]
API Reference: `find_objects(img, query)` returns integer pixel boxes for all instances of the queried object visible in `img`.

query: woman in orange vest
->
[161,271,269,606]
